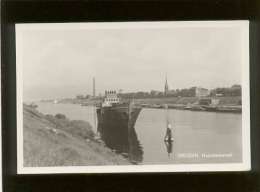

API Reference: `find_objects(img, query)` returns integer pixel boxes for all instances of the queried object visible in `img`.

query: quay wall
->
[133,96,241,106]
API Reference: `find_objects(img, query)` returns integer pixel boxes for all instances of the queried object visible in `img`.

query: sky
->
[18,22,246,101]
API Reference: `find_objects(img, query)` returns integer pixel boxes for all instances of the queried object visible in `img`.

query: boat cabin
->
[102,90,120,107]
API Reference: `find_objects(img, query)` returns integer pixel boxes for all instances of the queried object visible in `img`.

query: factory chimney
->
[93,77,96,98]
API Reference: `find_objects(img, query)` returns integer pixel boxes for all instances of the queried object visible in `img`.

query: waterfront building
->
[216,93,224,97]
[150,90,162,97]
[198,98,220,106]
[195,87,210,97]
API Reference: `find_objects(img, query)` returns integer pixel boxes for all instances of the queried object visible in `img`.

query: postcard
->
[16,21,250,174]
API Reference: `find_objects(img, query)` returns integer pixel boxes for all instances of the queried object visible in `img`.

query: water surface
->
[36,102,242,164]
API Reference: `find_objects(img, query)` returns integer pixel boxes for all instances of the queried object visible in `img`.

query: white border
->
[16,21,251,174]
[0,23,2,190]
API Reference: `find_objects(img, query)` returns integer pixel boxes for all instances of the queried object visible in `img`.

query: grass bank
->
[23,104,129,167]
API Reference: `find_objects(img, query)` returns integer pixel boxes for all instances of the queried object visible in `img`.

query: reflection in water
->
[164,141,173,158]
[128,127,143,164]
[98,121,143,164]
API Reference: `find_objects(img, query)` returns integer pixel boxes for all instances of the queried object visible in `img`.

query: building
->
[150,90,162,97]
[215,93,223,97]
[195,87,210,97]
[168,89,176,95]
[198,98,219,106]
[231,84,241,89]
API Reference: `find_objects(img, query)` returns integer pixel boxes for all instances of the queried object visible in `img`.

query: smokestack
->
[93,77,96,97]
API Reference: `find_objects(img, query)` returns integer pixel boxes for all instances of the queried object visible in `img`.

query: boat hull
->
[96,103,142,154]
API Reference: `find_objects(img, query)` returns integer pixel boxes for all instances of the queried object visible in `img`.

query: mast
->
[92,77,98,135]
[165,104,169,126]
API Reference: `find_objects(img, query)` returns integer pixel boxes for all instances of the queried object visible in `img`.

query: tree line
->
[119,84,241,99]
[76,84,241,99]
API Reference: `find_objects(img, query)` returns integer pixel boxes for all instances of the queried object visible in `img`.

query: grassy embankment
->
[23,104,129,167]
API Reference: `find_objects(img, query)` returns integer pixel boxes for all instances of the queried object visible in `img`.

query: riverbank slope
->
[23,104,129,167]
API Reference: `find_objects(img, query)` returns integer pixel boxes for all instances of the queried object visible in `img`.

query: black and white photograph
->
[16,21,250,174]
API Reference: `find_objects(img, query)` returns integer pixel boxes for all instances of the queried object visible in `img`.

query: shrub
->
[55,114,67,119]
[69,120,94,139]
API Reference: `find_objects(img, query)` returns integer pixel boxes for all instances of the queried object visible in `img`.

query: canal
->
[36,102,242,165]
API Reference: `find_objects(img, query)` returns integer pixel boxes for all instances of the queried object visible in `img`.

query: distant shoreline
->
[40,96,242,114]
[134,96,242,113]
